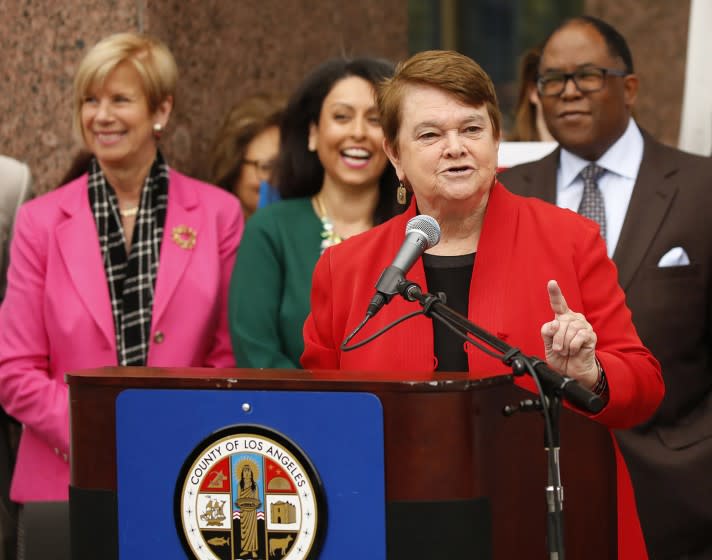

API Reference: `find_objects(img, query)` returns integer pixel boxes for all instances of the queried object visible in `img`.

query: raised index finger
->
[547,279,570,316]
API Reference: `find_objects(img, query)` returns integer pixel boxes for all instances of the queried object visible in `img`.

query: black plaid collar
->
[88,152,169,365]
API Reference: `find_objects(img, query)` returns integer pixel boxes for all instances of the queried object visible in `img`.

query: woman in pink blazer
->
[0,32,243,509]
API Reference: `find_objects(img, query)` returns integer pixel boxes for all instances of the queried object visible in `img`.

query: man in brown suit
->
[500,16,712,560]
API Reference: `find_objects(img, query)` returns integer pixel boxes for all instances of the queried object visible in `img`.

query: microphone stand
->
[398,280,604,560]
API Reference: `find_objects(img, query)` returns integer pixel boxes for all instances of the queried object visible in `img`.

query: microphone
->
[366,215,440,318]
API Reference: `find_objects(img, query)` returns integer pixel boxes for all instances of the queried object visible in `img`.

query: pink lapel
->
[151,170,202,327]
[55,177,115,348]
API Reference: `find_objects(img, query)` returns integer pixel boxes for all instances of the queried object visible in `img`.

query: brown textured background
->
[1,0,408,194]
[1,0,691,194]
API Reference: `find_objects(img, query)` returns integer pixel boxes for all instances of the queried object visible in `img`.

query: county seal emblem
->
[175,425,325,559]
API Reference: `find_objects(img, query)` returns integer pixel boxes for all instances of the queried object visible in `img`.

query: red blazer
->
[302,183,663,558]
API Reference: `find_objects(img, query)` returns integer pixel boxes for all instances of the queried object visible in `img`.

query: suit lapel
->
[612,134,679,290]
[151,171,201,327]
[470,184,517,364]
[380,205,435,371]
[504,149,560,203]
[56,179,115,348]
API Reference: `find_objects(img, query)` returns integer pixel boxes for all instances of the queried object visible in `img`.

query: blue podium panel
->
[115,389,385,559]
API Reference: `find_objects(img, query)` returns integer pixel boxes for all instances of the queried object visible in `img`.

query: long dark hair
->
[274,57,402,225]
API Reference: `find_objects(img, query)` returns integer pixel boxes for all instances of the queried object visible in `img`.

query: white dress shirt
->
[556,118,644,256]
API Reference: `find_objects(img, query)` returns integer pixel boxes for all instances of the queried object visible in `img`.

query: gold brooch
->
[171,225,197,250]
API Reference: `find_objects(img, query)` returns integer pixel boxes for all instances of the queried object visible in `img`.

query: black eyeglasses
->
[537,67,629,97]
[242,158,277,180]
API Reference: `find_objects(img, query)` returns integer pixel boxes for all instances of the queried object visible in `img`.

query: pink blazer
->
[0,170,243,502]
[302,183,664,559]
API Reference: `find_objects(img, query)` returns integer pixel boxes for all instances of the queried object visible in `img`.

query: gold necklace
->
[313,194,342,253]
[119,206,139,218]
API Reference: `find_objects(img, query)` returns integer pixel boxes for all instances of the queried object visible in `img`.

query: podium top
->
[66,366,511,393]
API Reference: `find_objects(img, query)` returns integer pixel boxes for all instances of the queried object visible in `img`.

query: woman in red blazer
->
[302,50,664,559]
[0,32,242,554]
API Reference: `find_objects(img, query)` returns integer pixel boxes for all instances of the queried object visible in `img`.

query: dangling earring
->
[396,181,407,205]
[153,122,164,139]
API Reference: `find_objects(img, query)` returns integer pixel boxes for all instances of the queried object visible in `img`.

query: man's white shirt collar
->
[559,118,643,187]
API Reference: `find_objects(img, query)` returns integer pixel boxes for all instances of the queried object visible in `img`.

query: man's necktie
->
[577,163,607,240]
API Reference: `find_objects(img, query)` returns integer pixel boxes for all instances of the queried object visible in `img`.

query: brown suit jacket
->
[500,131,712,559]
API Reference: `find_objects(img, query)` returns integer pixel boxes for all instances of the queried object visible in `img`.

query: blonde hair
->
[377,50,501,153]
[73,32,177,141]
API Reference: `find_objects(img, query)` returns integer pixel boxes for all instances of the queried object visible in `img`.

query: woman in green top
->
[228,57,404,368]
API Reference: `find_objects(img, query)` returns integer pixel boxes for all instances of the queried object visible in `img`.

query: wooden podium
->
[67,367,616,559]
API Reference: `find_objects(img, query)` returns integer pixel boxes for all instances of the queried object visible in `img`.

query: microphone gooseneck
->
[366,215,441,318]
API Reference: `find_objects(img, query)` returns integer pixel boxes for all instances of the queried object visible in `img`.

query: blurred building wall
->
[1,0,697,195]
[1,1,408,194]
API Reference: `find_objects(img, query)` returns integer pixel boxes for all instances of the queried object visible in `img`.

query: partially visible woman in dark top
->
[208,93,286,219]
[228,57,404,368]
[508,45,554,142]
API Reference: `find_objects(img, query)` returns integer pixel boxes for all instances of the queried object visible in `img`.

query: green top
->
[229,197,323,368]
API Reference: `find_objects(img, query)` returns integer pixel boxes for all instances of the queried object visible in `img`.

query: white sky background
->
[678,0,712,156]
